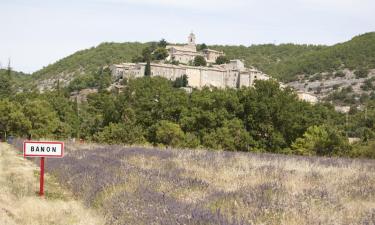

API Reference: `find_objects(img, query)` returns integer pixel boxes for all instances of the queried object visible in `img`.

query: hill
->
[0,69,31,88]
[213,32,375,82]
[21,32,374,90]
[11,141,375,225]
[32,42,147,82]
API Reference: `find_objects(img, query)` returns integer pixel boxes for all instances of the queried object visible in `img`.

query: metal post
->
[39,157,45,197]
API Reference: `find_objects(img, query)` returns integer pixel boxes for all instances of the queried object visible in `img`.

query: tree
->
[144,60,151,76]
[202,119,254,151]
[0,60,13,98]
[94,122,145,145]
[158,39,168,48]
[132,55,144,63]
[153,47,169,60]
[215,55,230,65]
[142,47,153,61]
[0,99,31,140]
[173,75,188,88]
[197,43,208,51]
[153,120,185,147]
[23,100,60,139]
[95,67,112,91]
[193,56,207,66]
[120,76,188,128]
[291,125,351,156]
[43,92,80,138]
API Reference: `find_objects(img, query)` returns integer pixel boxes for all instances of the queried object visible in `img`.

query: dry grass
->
[37,143,375,225]
[0,143,104,225]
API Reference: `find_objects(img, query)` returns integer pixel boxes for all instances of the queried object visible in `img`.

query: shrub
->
[335,71,346,78]
[152,120,185,147]
[215,56,230,65]
[291,125,351,156]
[193,56,207,66]
[355,69,369,79]
[94,122,146,145]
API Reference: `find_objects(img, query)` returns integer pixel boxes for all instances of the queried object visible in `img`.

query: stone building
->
[110,59,270,89]
[166,33,224,64]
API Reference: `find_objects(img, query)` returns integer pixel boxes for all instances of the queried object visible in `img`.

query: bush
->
[193,56,207,66]
[215,56,230,65]
[94,122,146,145]
[173,75,188,88]
[350,140,375,159]
[361,79,374,91]
[335,71,346,78]
[152,120,185,147]
[291,125,351,156]
[355,69,369,79]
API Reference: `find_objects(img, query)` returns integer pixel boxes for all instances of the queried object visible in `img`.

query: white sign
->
[24,141,64,158]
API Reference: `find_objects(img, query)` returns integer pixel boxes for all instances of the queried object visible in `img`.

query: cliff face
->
[287,69,375,104]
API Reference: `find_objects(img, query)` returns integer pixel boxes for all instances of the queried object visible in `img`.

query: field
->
[11,141,375,225]
[0,143,104,225]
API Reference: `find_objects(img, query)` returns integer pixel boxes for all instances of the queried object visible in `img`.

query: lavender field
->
[16,142,375,225]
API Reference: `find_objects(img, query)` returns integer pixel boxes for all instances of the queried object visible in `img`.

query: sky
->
[0,0,374,73]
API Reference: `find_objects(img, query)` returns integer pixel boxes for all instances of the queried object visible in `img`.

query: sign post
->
[23,141,64,197]
[40,157,45,196]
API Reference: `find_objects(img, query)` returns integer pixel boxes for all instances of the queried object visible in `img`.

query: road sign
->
[23,141,64,197]
[24,141,64,158]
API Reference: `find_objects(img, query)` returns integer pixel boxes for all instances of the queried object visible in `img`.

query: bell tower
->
[188,32,196,46]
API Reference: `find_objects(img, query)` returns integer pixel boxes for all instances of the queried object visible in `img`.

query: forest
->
[1,66,375,158]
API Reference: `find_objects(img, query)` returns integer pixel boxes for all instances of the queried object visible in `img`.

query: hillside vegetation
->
[2,76,375,158]
[214,32,375,81]
[16,32,375,86]
[0,143,104,225]
[14,141,375,225]
[32,42,148,81]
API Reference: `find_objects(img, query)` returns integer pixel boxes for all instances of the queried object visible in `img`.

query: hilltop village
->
[110,33,271,89]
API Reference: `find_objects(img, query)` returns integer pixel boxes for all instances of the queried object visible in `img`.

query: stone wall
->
[111,62,269,89]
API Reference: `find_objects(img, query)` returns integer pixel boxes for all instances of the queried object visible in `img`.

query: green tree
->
[142,47,153,61]
[0,99,31,140]
[215,55,230,65]
[120,77,188,129]
[202,119,253,151]
[23,100,60,139]
[152,120,185,147]
[95,67,112,91]
[291,125,351,156]
[197,43,208,51]
[94,122,145,144]
[153,47,169,60]
[158,39,168,48]
[0,61,13,98]
[43,92,80,138]
[144,60,151,76]
[132,55,144,63]
[173,75,188,88]
[193,56,207,66]
[180,132,200,148]
[67,74,96,92]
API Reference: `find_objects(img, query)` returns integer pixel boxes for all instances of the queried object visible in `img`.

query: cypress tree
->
[145,60,151,76]
[0,59,13,98]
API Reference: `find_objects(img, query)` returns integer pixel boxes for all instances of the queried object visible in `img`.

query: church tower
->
[188,32,196,46]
